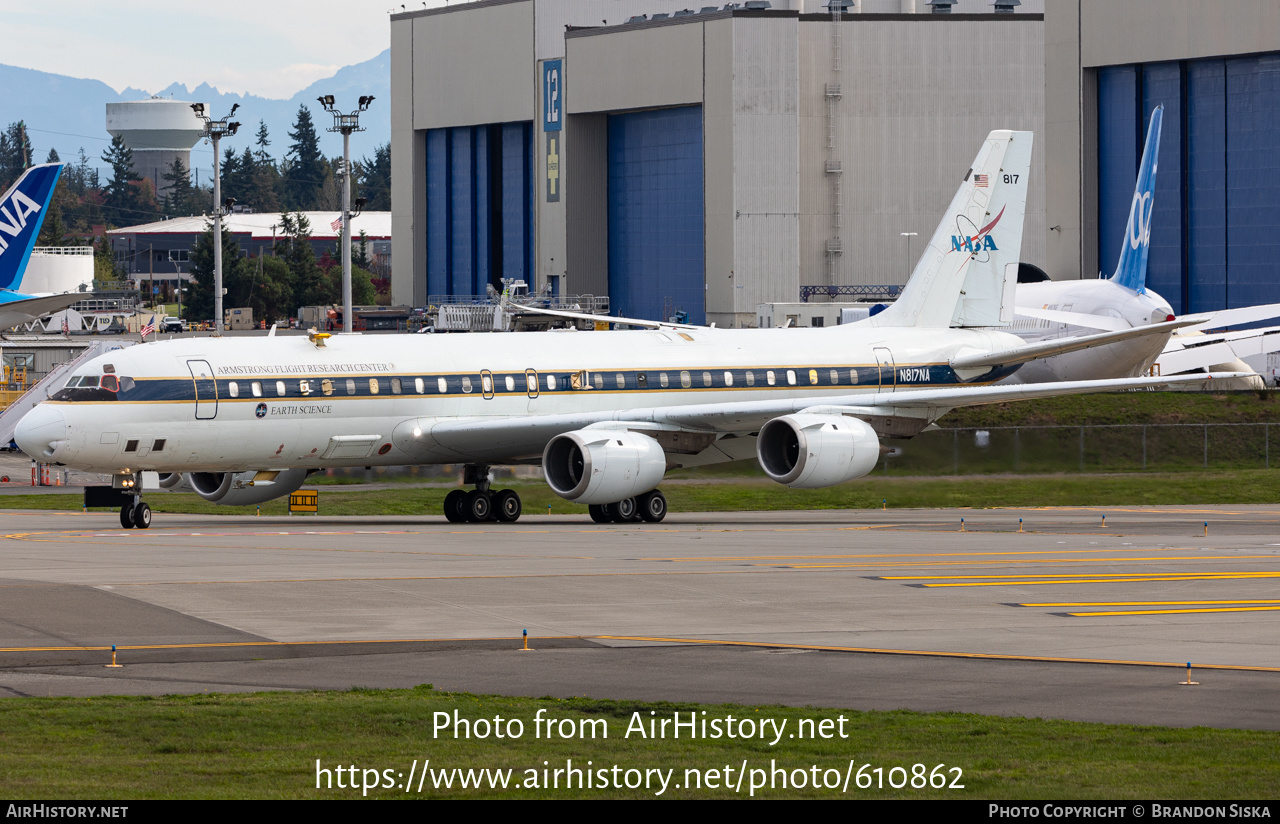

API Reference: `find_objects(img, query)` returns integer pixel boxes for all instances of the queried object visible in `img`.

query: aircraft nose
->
[14,404,67,460]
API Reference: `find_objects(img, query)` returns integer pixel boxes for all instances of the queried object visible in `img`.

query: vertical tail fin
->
[872,130,1033,328]
[1110,105,1162,293]
[0,163,64,293]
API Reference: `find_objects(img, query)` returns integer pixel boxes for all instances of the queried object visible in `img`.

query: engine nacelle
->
[186,468,311,506]
[542,429,666,505]
[157,472,193,493]
[756,414,880,489]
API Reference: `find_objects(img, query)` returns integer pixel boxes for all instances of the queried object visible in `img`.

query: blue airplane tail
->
[0,163,64,292]
[1109,106,1162,294]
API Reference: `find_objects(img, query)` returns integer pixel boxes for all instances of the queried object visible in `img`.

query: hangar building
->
[1046,0,1280,316]
[390,0,1045,327]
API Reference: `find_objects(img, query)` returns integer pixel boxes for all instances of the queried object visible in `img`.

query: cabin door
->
[873,347,896,392]
[187,359,218,420]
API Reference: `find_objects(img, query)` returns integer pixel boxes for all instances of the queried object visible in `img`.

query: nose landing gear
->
[119,497,151,529]
[443,465,523,523]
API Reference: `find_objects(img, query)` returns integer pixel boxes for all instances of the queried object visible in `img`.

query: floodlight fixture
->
[317,95,376,333]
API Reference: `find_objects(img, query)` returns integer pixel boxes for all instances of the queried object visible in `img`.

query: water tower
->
[105,97,207,205]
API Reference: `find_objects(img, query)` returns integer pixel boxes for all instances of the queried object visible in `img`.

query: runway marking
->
[902,572,1280,588]
[593,636,1280,672]
[1060,606,1280,617]
[779,555,1280,569]
[880,571,1280,581]
[649,547,1210,563]
[1016,599,1280,608]
[0,636,584,654]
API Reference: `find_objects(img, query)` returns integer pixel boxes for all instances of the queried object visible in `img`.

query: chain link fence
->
[881,423,1278,476]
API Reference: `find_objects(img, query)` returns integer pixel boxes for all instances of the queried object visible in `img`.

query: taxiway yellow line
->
[783,555,1280,569]
[917,573,1280,588]
[0,636,583,654]
[1019,599,1280,608]
[880,571,1280,580]
[594,636,1280,672]
[1065,605,1280,617]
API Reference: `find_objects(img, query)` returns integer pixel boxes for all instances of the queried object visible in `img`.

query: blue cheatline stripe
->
[58,363,1017,405]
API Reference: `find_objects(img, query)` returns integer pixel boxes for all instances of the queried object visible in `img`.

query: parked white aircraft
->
[0,163,84,329]
[14,131,1231,529]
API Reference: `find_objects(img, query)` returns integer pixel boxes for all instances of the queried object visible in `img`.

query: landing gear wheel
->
[638,490,667,523]
[588,503,613,524]
[465,489,493,522]
[443,489,467,523]
[613,496,640,522]
[120,504,135,529]
[131,502,151,529]
[494,489,522,522]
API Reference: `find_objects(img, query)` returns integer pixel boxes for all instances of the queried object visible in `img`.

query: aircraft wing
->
[499,298,701,331]
[1158,327,1280,374]
[950,318,1197,370]
[0,291,84,330]
[1179,303,1280,332]
[422,372,1250,459]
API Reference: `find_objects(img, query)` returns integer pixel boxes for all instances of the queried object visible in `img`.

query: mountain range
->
[0,50,391,178]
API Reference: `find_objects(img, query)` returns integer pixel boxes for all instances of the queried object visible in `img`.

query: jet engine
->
[157,473,193,493]
[542,429,666,505]
[186,469,311,506]
[756,414,880,489]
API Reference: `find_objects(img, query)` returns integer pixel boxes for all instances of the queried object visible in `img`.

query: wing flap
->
[950,319,1196,370]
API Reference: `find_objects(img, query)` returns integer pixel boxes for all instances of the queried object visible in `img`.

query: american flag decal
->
[973,174,988,188]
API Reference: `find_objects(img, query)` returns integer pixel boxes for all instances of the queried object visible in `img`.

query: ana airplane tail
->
[1109,106,1162,294]
[872,130,1033,329]
[0,163,63,293]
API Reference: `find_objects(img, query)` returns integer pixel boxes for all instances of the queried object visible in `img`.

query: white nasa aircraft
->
[0,163,83,329]
[14,130,1232,530]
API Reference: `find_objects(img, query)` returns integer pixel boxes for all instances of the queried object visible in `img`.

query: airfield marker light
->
[1019,518,1023,533]
[1181,662,1199,686]
[960,518,965,532]
[521,629,532,651]
[1101,514,1106,527]
[882,499,886,510]
[106,645,123,668]
[1204,522,1209,537]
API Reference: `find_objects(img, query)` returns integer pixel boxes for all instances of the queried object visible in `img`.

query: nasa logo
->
[950,235,999,253]
[255,402,267,419]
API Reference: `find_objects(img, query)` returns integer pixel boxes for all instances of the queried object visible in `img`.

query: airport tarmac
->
[2,504,1279,729]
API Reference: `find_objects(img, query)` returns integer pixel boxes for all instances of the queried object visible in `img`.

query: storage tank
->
[105,98,206,201]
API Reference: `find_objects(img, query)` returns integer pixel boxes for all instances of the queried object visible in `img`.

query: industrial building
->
[390,0,1045,327]
[107,212,392,287]
[1045,0,1280,316]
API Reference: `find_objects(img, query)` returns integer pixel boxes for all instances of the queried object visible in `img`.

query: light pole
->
[899,232,918,280]
[191,103,241,335]
[317,95,375,333]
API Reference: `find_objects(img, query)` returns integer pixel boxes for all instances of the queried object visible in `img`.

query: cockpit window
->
[101,375,119,392]
[80,376,100,388]
[50,372,131,402]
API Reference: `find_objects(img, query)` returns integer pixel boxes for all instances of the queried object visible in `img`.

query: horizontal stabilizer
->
[950,318,1196,371]
[1180,303,1280,333]
[1014,306,1129,332]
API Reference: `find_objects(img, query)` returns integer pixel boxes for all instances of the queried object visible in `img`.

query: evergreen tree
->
[238,255,293,324]
[101,135,141,227]
[283,106,325,210]
[220,146,245,205]
[249,120,281,213]
[0,122,32,192]
[45,148,60,164]
[276,212,332,307]
[161,157,202,216]
[186,221,253,322]
[358,143,391,211]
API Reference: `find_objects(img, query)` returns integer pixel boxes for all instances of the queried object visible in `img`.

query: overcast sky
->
[0,0,448,98]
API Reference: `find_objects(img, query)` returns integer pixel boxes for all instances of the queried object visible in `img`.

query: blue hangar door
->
[607,106,705,324]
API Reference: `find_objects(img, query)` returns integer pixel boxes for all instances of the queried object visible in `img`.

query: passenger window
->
[276,381,286,396]
[590,373,602,390]
[461,376,473,393]
[849,369,859,385]
[787,370,797,385]
[615,373,625,389]
[505,376,516,392]
[659,373,669,388]
[680,371,691,388]
[702,371,712,387]
[415,377,425,394]
[251,381,262,397]
[766,370,776,386]
[546,374,556,391]
[228,381,239,398]
[369,378,380,395]
[809,369,818,385]
[438,377,448,393]
[391,378,402,395]
[830,369,839,385]
[723,371,733,386]
[745,371,755,386]
[481,374,493,394]
[346,379,357,395]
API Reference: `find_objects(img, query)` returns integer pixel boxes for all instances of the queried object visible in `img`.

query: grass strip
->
[3,470,1280,516]
[1,687,1277,799]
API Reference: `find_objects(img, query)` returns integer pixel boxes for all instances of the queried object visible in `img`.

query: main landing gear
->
[588,489,667,524]
[443,465,523,524]
[119,497,151,529]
